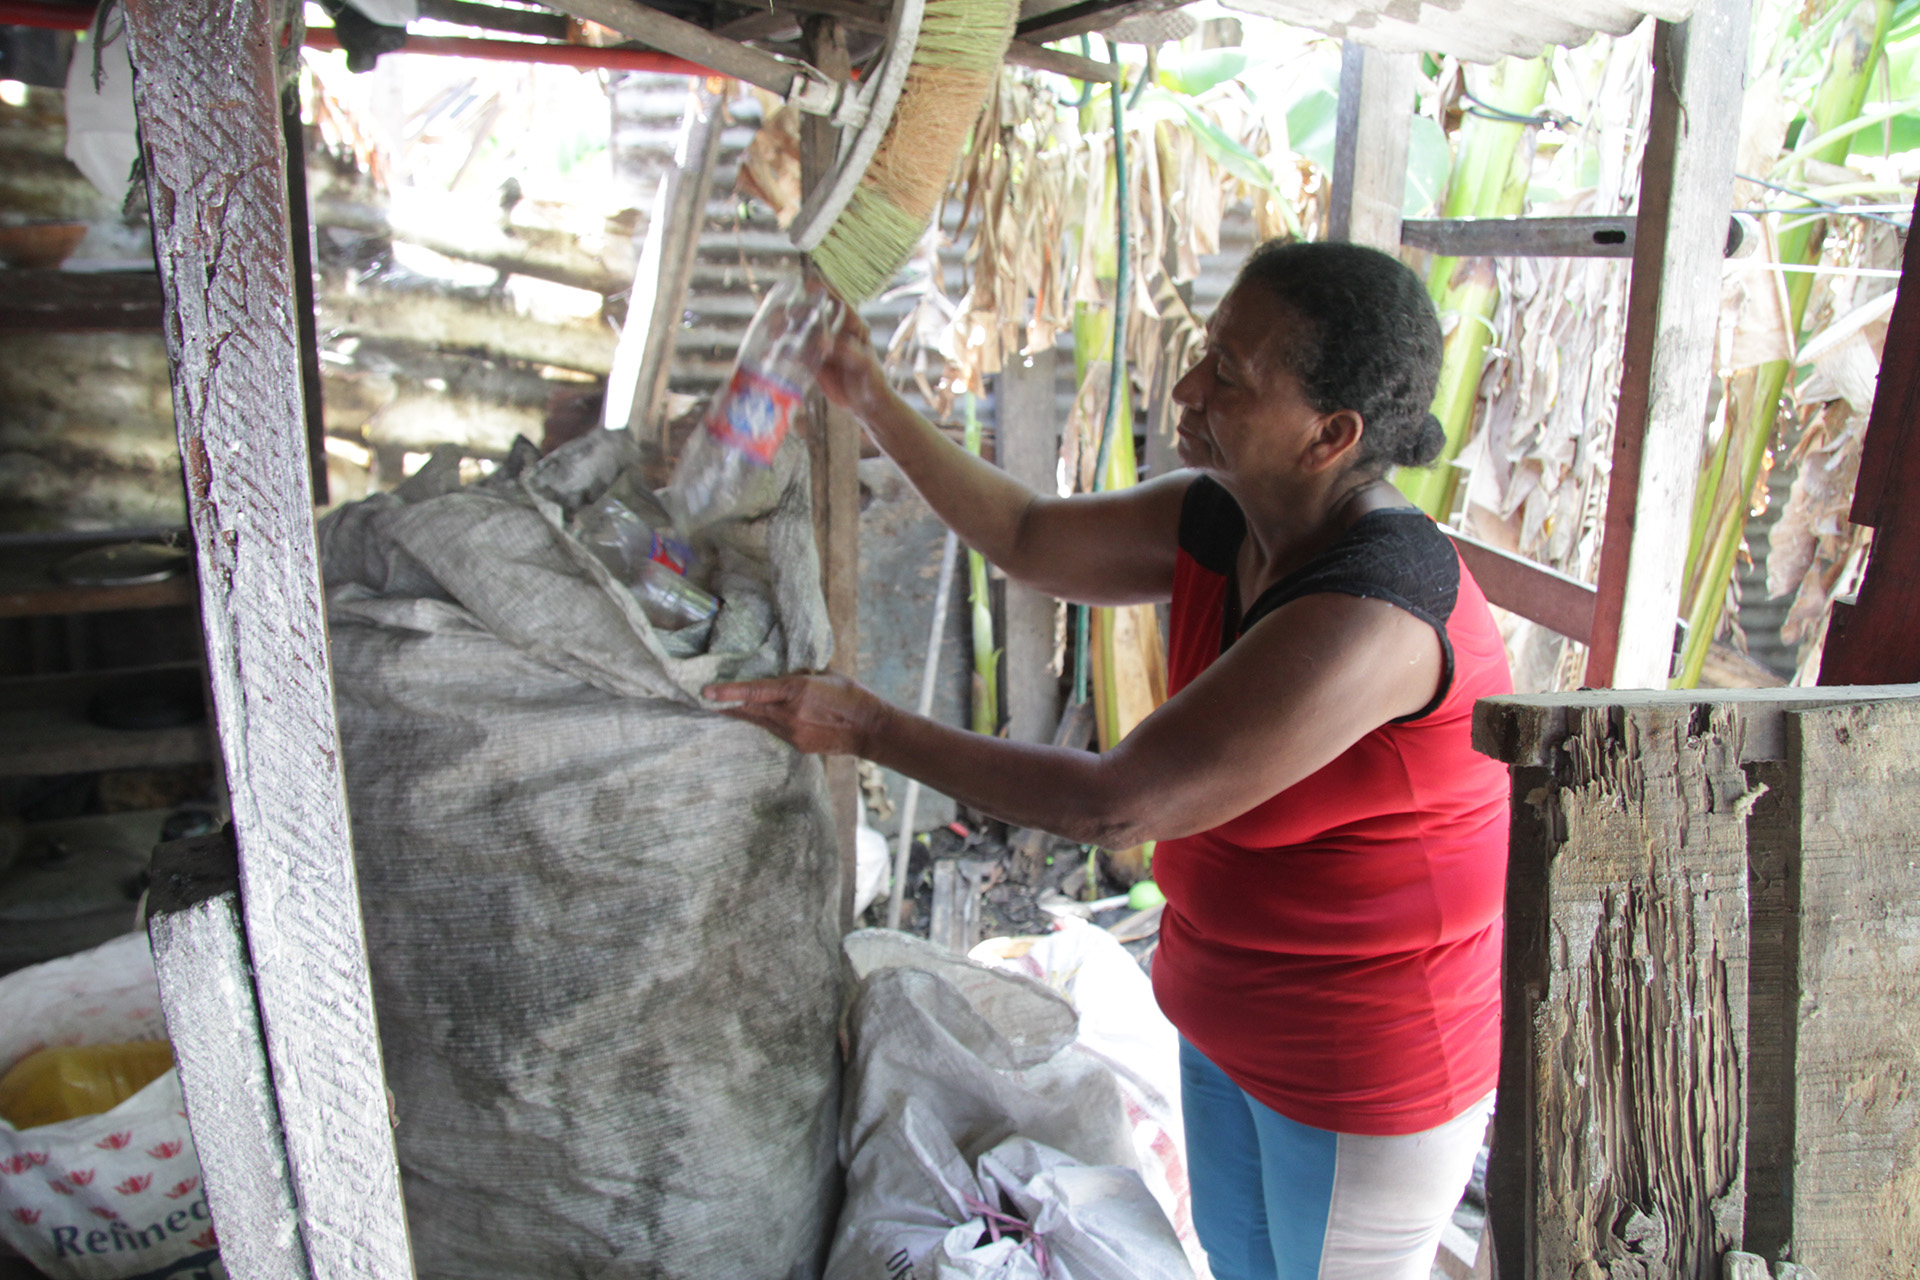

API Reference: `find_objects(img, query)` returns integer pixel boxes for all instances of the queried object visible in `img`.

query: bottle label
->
[708,366,801,464]
[649,531,693,575]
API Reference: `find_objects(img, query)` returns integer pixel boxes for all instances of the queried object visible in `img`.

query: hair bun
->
[1395,413,1447,468]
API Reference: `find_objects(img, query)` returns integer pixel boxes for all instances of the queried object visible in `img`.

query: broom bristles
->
[811,0,1016,303]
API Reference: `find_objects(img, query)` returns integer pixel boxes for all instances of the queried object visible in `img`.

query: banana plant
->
[962,395,1001,736]
[1396,56,1552,519]
[1673,0,1894,687]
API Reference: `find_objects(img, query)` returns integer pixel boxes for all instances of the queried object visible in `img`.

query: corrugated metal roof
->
[1217,0,1692,61]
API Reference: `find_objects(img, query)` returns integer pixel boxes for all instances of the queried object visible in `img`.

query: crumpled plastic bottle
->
[573,495,718,630]
[666,275,845,530]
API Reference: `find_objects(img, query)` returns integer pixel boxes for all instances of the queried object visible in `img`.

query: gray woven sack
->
[320,429,841,1279]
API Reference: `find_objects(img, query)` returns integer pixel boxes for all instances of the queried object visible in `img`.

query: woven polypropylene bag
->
[321,430,841,1279]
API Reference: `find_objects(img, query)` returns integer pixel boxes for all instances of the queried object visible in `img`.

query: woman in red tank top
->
[709,241,1511,1279]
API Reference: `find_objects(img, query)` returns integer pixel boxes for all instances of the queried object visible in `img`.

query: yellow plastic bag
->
[0,1041,174,1130]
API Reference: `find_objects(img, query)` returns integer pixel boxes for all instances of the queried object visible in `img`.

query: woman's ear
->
[1306,409,1366,473]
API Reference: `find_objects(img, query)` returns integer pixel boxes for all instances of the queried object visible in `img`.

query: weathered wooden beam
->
[414,0,571,39]
[1446,530,1596,645]
[1015,0,1185,45]
[998,348,1064,747]
[1775,698,1920,1271]
[0,268,165,330]
[800,14,862,929]
[1326,41,1415,251]
[1004,38,1118,81]
[147,831,310,1280]
[1818,183,1920,684]
[119,0,414,1272]
[284,90,328,505]
[1402,214,1748,259]
[1585,0,1751,688]
[1472,682,1920,768]
[1403,215,1636,258]
[607,78,726,444]
[1480,694,1754,1278]
[312,194,633,296]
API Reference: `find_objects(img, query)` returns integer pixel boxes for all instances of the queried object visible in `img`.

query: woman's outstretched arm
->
[818,309,1188,607]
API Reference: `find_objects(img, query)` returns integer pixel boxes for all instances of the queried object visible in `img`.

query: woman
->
[708,240,1511,1280]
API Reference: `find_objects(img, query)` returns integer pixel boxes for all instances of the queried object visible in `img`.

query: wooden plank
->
[1015,0,1186,45]
[608,78,726,445]
[1739,758,1798,1260]
[1585,0,1750,688]
[1818,183,1920,685]
[1004,38,1118,81]
[283,90,327,506]
[1446,529,1596,645]
[1325,41,1415,251]
[999,348,1063,747]
[1481,696,1752,1279]
[800,14,862,930]
[1473,682,1920,769]
[1779,698,1920,1271]
[118,0,415,1273]
[0,268,164,330]
[414,0,571,39]
[1403,216,1639,258]
[147,830,311,1280]
[0,577,194,617]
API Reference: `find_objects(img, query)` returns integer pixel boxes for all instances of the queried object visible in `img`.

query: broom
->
[555,0,1016,304]
[791,0,1017,302]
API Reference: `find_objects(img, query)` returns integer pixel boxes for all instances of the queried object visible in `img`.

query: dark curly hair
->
[1232,239,1446,475]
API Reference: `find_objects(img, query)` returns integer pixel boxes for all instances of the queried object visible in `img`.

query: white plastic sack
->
[830,932,1190,1280]
[0,934,222,1280]
[973,919,1204,1273]
[63,26,138,204]
[322,430,842,1279]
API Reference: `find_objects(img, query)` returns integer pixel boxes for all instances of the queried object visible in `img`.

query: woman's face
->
[1170,284,1326,482]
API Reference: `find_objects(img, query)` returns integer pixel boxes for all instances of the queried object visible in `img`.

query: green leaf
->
[1168,96,1280,192]
[1403,114,1450,217]
[1283,86,1339,171]
[1156,47,1252,96]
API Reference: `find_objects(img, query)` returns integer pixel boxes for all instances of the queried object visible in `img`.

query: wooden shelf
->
[0,530,195,618]
[0,663,214,776]
[0,268,165,332]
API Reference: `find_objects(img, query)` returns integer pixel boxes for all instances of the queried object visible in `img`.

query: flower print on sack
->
[66,1167,95,1186]
[115,1173,152,1195]
[11,1207,39,1226]
[191,1226,218,1249]
[148,1140,183,1160]
[90,1206,119,1220]
[163,1177,200,1200]
[95,1131,132,1151]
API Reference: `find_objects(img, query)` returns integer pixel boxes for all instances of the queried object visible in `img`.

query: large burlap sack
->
[320,430,842,1279]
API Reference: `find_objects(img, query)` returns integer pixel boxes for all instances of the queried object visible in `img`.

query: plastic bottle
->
[667,276,844,530]
[571,495,717,630]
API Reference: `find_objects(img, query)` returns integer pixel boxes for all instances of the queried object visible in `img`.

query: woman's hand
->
[814,307,888,420]
[703,672,889,756]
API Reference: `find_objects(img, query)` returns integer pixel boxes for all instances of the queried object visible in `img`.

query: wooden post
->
[1585,0,1750,688]
[119,0,414,1273]
[147,832,310,1280]
[1477,692,1752,1278]
[282,88,328,506]
[998,347,1063,747]
[605,77,726,446]
[1817,183,1920,684]
[1771,698,1920,1270]
[1326,41,1416,251]
[1474,683,1920,1275]
[800,14,863,927]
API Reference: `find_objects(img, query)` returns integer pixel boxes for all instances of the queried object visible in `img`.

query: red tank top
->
[1151,479,1511,1135]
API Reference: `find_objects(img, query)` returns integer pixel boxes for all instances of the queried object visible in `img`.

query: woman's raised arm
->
[819,310,1188,607]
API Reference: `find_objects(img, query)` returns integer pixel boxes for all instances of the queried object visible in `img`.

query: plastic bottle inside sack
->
[666,275,845,530]
[571,495,718,630]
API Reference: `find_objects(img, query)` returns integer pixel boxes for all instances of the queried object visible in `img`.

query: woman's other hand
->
[704,672,887,756]
[815,307,888,419]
